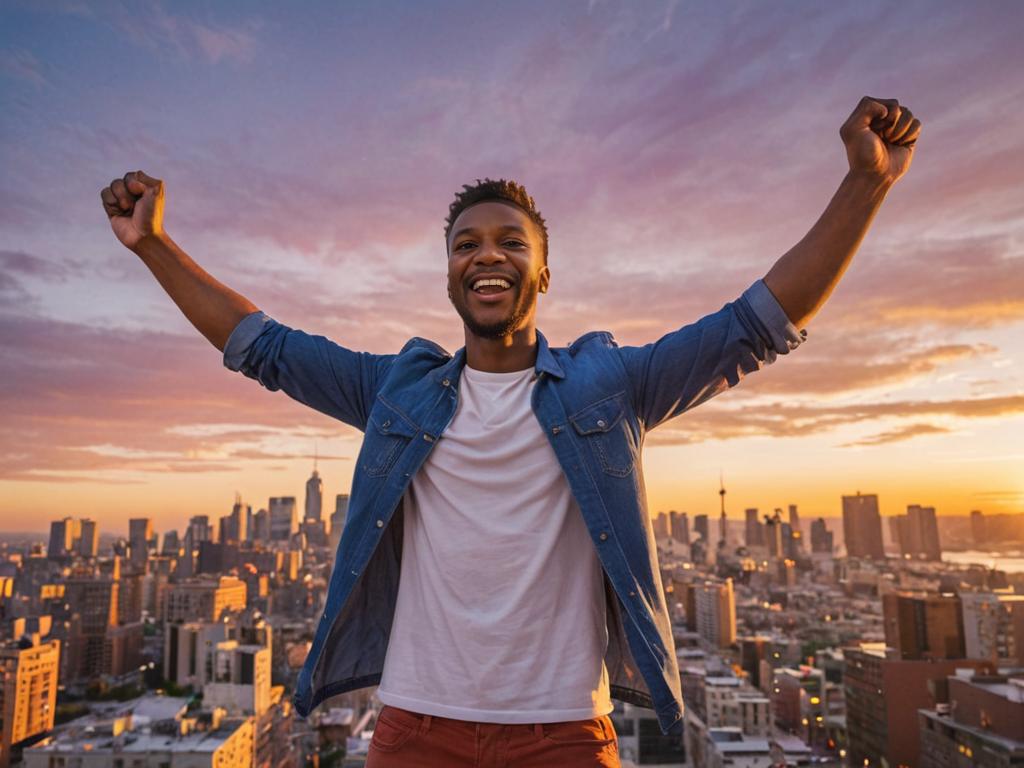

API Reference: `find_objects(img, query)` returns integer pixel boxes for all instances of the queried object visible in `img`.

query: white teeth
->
[472,278,511,291]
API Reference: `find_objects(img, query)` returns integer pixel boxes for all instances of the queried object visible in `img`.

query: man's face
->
[446,200,549,340]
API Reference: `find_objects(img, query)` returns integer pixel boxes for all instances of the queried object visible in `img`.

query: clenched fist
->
[100,170,165,250]
[840,96,922,185]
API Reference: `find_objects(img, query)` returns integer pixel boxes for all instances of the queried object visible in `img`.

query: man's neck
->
[463,325,538,372]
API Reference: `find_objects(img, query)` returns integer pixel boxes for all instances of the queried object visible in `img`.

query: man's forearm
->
[134,232,259,352]
[763,170,893,329]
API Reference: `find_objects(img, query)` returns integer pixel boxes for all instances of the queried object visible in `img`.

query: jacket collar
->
[431,329,565,384]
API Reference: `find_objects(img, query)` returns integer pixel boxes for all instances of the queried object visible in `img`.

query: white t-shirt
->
[376,364,612,723]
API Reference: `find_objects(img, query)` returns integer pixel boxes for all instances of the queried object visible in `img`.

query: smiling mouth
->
[469,277,513,296]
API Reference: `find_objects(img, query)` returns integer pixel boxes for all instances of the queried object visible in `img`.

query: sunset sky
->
[2,1,1022,537]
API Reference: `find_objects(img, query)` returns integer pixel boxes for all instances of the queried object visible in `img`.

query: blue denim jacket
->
[223,279,804,735]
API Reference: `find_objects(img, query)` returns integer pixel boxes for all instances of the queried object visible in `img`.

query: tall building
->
[77,519,98,558]
[0,635,60,768]
[694,514,710,541]
[128,517,152,570]
[204,642,272,716]
[764,510,784,558]
[670,511,690,545]
[62,577,118,680]
[220,494,250,545]
[46,518,79,560]
[844,644,990,768]
[842,493,885,559]
[744,508,763,549]
[305,462,323,522]
[269,497,297,541]
[695,579,736,649]
[882,592,966,660]
[960,592,1024,664]
[161,529,180,556]
[787,504,803,552]
[187,515,213,545]
[892,505,942,560]
[810,518,833,554]
[252,508,270,544]
[165,577,248,623]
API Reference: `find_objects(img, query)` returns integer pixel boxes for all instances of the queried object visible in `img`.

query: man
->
[101,96,920,767]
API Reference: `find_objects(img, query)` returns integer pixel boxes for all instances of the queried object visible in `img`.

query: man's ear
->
[538,265,550,294]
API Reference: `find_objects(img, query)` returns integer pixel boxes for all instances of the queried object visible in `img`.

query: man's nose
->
[475,243,507,264]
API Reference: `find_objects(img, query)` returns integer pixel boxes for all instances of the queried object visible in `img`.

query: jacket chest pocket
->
[364,398,419,477]
[570,392,635,477]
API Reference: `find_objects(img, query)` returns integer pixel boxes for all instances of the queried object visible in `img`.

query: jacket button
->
[597,419,606,428]
[376,520,384,528]
[442,378,450,387]
[629,591,636,597]
[599,532,608,541]
[383,419,391,428]
[552,426,561,435]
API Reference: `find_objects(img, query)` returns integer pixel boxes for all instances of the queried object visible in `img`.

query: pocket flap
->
[368,398,418,437]
[570,394,625,436]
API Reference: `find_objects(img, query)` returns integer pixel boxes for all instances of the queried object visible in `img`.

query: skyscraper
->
[744,508,763,549]
[128,518,152,569]
[695,578,736,648]
[842,493,885,559]
[305,463,323,523]
[694,514,710,541]
[46,518,79,560]
[0,635,60,768]
[810,518,833,554]
[77,519,99,558]
[269,497,297,541]
[891,505,942,561]
[670,511,690,545]
[882,592,965,660]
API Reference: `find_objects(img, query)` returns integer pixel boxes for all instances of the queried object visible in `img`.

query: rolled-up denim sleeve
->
[223,311,394,432]
[618,279,806,430]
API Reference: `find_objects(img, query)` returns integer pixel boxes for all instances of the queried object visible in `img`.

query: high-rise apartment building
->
[694,514,710,541]
[695,579,736,649]
[844,644,990,768]
[77,519,98,558]
[960,592,1024,664]
[128,517,152,569]
[891,505,942,560]
[842,493,885,559]
[46,518,80,560]
[0,635,60,768]
[269,497,297,541]
[810,518,833,554]
[165,577,248,624]
[670,511,690,545]
[882,592,965,660]
[744,508,763,549]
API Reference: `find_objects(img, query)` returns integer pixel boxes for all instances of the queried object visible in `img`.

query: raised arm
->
[763,96,922,328]
[100,170,393,431]
[100,170,258,351]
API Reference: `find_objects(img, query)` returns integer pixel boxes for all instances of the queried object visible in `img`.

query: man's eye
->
[504,240,525,247]
[456,242,475,250]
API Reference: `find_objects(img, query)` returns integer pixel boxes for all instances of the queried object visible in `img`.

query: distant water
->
[943,550,1024,574]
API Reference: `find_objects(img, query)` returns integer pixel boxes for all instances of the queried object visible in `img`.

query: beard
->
[451,275,538,340]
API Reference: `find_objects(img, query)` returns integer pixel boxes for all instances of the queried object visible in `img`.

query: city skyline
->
[3,2,1023,532]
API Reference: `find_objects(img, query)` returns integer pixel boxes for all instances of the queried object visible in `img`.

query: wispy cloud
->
[841,423,951,447]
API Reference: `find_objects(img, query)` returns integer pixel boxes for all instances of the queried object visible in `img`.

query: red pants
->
[365,704,621,767]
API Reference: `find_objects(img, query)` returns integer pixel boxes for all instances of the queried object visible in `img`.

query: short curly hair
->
[444,178,549,264]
